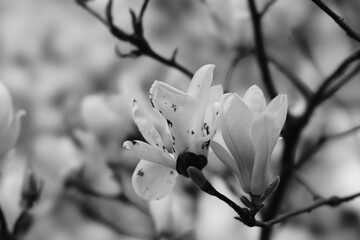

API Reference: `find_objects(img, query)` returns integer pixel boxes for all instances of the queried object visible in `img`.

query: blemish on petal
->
[167,119,173,128]
[171,104,178,112]
[137,169,144,177]
[131,140,139,145]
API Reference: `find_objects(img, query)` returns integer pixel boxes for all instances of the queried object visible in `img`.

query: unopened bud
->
[187,166,206,188]
[21,168,43,209]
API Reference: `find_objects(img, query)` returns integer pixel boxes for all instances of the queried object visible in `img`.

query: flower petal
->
[250,112,278,195]
[243,85,266,118]
[0,110,25,157]
[150,81,196,156]
[210,133,244,189]
[187,65,215,141]
[123,140,175,169]
[132,99,164,148]
[220,94,255,193]
[267,94,288,129]
[132,160,178,200]
[186,64,214,100]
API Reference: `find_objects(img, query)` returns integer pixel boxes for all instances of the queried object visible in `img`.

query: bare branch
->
[321,63,360,101]
[259,0,277,18]
[224,49,251,93]
[266,54,313,98]
[297,123,360,168]
[76,0,193,78]
[263,192,360,226]
[293,172,323,200]
[309,0,360,43]
[247,0,277,98]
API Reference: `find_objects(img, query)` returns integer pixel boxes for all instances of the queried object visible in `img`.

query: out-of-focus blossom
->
[205,0,252,47]
[150,64,222,176]
[123,65,222,200]
[211,85,287,203]
[0,81,25,167]
[80,93,133,141]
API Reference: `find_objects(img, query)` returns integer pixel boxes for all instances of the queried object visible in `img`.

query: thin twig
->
[317,48,360,101]
[297,123,360,168]
[224,49,251,93]
[293,172,323,200]
[266,54,313,98]
[321,63,360,101]
[76,0,193,78]
[259,0,277,18]
[309,0,360,43]
[247,0,277,98]
[263,191,360,226]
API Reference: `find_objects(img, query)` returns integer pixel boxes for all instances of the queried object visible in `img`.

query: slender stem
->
[265,192,360,226]
[293,173,322,200]
[259,0,278,17]
[297,123,360,169]
[309,0,360,43]
[266,54,312,98]
[247,0,277,98]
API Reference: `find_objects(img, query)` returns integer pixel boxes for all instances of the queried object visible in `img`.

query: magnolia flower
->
[123,100,177,200]
[211,85,287,204]
[150,64,222,176]
[0,82,25,165]
[123,65,222,200]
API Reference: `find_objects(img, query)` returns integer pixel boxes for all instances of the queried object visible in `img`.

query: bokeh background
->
[1,0,360,239]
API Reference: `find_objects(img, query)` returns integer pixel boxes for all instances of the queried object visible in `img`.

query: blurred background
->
[1,0,360,239]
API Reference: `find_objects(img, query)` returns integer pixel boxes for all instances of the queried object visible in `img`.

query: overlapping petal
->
[132,99,164,148]
[220,94,255,193]
[150,80,196,156]
[243,85,266,118]
[123,140,175,169]
[132,160,178,200]
[214,85,288,200]
[250,112,277,195]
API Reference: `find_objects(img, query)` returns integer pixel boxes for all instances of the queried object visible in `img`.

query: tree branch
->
[297,123,360,169]
[247,0,277,98]
[259,0,278,18]
[309,0,360,43]
[76,0,194,78]
[266,54,313,98]
[264,191,360,226]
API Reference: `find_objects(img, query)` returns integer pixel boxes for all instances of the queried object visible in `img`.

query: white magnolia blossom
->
[211,85,287,201]
[123,64,222,200]
[0,82,25,168]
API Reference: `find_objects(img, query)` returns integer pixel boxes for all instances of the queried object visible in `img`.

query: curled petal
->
[243,85,266,118]
[267,94,288,129]
[123,140,175,169]
[220,94,255,193]
[150,81,196,156]
[132,160,178,200]
[250,112,278,195]
[0,110,25,157]
[210,133,244,189]
[132,99,163,148]
[186,64,214,100]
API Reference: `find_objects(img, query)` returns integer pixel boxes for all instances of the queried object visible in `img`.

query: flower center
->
[176,152,208,177]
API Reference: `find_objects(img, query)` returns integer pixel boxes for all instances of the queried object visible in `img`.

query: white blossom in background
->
[211,85,287,204]
[0,82,25,169]
[123,64,223,200]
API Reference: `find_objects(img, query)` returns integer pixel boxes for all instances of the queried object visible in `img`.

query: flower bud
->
[21,167,43,209]
[187,166,207,188]
[0,82,25,163]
